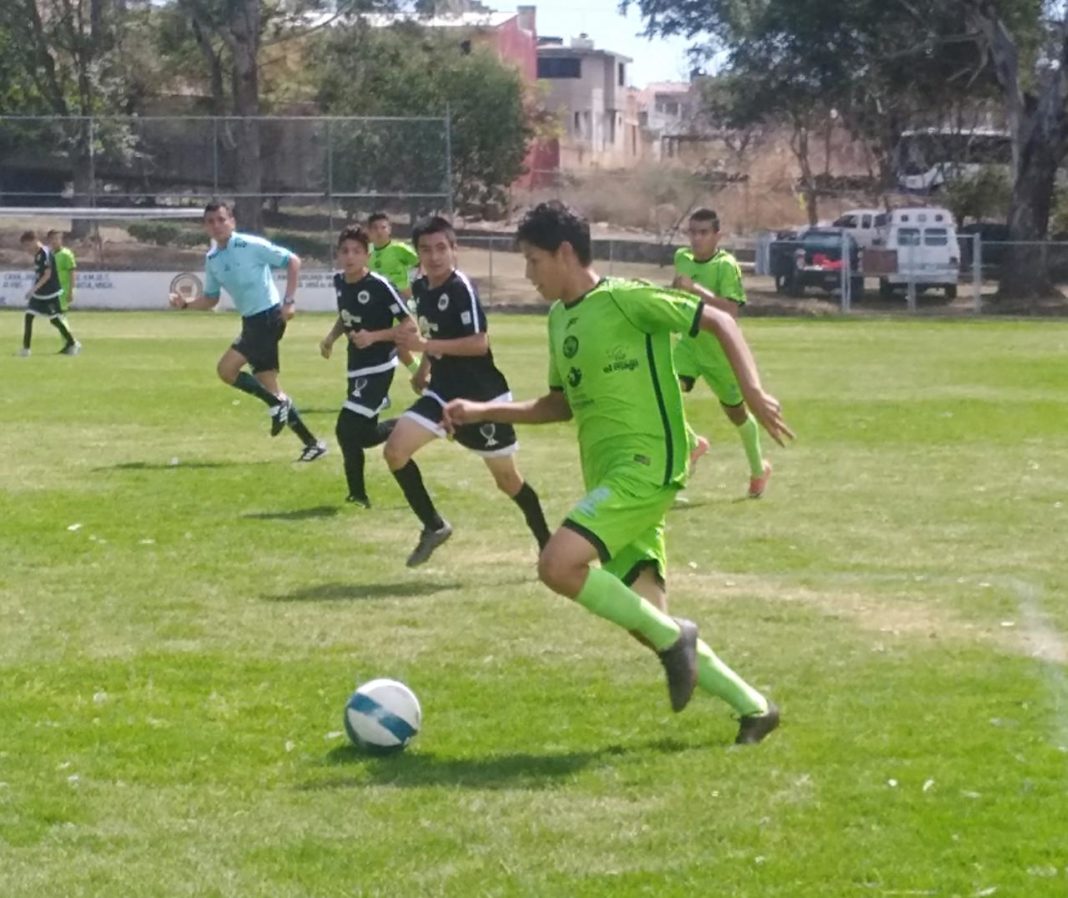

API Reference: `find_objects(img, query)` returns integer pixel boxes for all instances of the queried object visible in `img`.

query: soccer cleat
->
[735,702,780,745]
[270,397,292,436]
[346,494,371,509]
[297,440,328,463]
[689,434,710,475]
[406,521,453,567]
[59,341,82,356]
[657,618,699,712]
[748,460,773,499]
[17,348,31,357]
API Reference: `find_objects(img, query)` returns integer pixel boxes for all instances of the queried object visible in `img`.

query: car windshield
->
[924,228,949,246]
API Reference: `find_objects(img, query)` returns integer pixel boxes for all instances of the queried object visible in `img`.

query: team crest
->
[562,335,579,358]
[438,293,449,311]
[479,423,499,447]
[567,367,582,387]
[351,377,368,398]
[357,290,371,305]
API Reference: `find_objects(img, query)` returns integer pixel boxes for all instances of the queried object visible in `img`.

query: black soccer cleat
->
[735,702,780,745]
[406,522,453,567]
[657,618,699,712]
[297,440,328,463]
[346,494,371,509]
[270,397,292,437]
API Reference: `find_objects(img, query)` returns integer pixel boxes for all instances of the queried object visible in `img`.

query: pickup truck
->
[769,227,863,297]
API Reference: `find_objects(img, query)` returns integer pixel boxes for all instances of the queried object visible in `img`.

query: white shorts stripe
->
[347,358,398,378]
[343,398,389,418]
[402,409,446,437]
[467,441,520,459]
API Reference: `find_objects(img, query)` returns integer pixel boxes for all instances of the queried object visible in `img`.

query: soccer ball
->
[344,678,421,754]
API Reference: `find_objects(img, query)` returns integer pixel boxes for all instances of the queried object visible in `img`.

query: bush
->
[266,231,332,261]
[126,221,204,248]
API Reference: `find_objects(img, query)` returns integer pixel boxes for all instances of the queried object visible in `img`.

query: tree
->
[312,21,535,210]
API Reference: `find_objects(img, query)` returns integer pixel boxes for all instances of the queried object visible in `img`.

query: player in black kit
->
[320,225,419,507]
[385,216,551,567]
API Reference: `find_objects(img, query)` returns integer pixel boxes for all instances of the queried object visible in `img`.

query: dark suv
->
[770,227,863,297]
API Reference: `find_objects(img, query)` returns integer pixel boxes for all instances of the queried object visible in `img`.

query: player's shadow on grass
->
[312,737,701,790]
[243,505,339,521]
[98,460,274,471]
[264,580,462,602]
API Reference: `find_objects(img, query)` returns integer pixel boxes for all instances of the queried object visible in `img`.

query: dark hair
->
[689,208,720,231]
[203,200,233,218]
[412,215,456,248]
[46,229,60,238]
[516,201,592,265]
[337,224,370,251]
[367,212,390,226]
[19,230,36,243]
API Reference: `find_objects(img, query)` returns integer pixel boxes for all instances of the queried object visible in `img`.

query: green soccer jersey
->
[547,278,703,491]
[54,247,77,308]
[369,241,419,293]
[674,246,745,372]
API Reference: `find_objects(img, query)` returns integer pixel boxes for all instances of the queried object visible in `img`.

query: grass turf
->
[1,311,1067,897]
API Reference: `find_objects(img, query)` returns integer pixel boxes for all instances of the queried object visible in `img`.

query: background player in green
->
[443,202,793,742]
[673,208,773,498]
[367,212,419,300]
[47,230,77,313]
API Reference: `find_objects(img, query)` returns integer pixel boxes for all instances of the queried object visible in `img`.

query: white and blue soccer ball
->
[344,678,421,754]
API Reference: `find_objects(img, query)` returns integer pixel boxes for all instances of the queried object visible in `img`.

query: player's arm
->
[673,276,740,318]
[697,305,794,445]
[27,263,51,297]
[280,254,301,319]
[443,390,572,432]
[410,352,431,394]
[67,267,76,301]
[320,317,344,358]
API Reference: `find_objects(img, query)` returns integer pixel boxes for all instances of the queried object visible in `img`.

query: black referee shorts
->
[232,306,286,374]
[27,297,63,318]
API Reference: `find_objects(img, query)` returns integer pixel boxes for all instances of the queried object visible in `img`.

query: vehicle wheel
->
[945,284,957,299]
[879,278,893,299]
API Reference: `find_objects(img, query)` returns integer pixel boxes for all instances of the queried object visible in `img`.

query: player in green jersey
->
[47,230,77,313]
[672,208,772,497]
[443,202,793,743]
[367,212,420,299]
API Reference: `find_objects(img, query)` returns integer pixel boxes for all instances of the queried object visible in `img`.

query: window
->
[834,214,858,228]
[618,62,625,86]
[874,213,889,228]
[924,228,949,246]
[861,214,872,228]
[537,57,581,78]
[573,111,581,136]
[897,227,921,246]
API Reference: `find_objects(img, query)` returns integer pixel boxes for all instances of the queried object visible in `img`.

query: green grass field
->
[1,311,1067,897]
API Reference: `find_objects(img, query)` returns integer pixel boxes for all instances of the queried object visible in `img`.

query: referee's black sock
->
[392,461,445,531]
[512,481,551,549]
[49,317,75,346]
[22,314,33,350]
[232,371,281,408]
[286,406,318,447]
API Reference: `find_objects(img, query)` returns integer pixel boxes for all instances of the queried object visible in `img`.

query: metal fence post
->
[840,234,851,313]
[906,244,917,312]
[487,238,494,302]
[326,118,334,238]
[212,117,220,198]
[444,105,454,216]
[609,238,615,276]
[973,233,982,314]
[88,115,97,207]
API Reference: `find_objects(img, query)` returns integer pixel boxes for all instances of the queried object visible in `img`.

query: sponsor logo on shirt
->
[567,366,582,388]
[602,345,638,374]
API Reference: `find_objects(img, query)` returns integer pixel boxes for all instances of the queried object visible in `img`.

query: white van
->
[873,206,961,299]
[832,208,883,248]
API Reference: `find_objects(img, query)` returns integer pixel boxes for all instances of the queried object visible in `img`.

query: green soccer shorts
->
[563,472,676,585]
[674,336,744,408]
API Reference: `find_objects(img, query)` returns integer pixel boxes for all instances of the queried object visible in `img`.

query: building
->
[639,80,718,163]
[536,34,639,170]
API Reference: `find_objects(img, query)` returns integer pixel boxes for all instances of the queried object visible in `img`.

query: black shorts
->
[404,393,518,457]
[28,297,62,318]
[342,369,394,420]
[233,306,286,374]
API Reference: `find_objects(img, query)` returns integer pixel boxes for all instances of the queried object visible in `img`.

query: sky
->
[520,0,701,87]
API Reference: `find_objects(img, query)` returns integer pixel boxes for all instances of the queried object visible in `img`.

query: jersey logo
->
[438,293,449,311]
[460,310,472,325]
[417,315,436,336]
[340,309,361,326]
[575,485,611,517]
[562,335,579,359]
[565,317,579,330]
[357,290,371,304]
[567,366,582,388]
[603,345,639,374]
[350,377,368,398]
[479,423,499,447]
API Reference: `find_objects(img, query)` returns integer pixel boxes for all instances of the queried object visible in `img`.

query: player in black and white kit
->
[386,216,551,567]
[18,230,80,356]
[320,225,421,507]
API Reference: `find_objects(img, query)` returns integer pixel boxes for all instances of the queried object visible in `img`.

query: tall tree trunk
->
[791,122,819,226]
[230,0,262,232]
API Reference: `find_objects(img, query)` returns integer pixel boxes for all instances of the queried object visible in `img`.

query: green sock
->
[685,422,699,454]
[737,413,765,477]
[575,568,680,651]
[697,639,768,716]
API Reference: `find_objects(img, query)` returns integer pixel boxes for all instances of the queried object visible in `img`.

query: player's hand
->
[350,329,374,349]
[168,292,187,310]
[442,399,485,433]
[280,302,296,322]
[395,320,427,353]
[746,389,795,448]
[319,339,333,359]
[674,275,695,293]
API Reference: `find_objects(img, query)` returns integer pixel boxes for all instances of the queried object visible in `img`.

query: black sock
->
[232,371,281,408]
[512,481,551,549]
[22,313,33,350]
[50,317,75,345]
[286,405,318,447]
[342,445,367,499]
[392,460,444,531]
